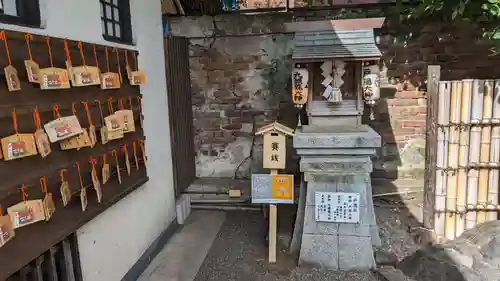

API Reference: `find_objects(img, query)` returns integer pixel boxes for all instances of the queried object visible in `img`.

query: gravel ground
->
[194,198,422,281]
[375,197,423,261]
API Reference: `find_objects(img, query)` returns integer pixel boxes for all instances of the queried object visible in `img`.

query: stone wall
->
[167,12,500,182]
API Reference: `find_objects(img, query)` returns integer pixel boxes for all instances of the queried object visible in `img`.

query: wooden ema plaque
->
[24,34,40,83]
[90,159,102,203]
[60,181,71,207]
[34,107,51,158]
[125,51,146,86]
[80,188,88,212]
[43,193,56,221]
[24,60,40,83]
[40,177,56,221]
[102,155,111,185]
[101,72,120,89]
[104,113,125,140]
[71,66,101,87]
[130,70,146,86]
[59,170,72,207]
[115,109,135,133]
[1,134,37,161]
[39,67,71,90]
[0,215,14,247]
[5,65,21,92]
[7,200,45,229]
[44,115,83,143]
[34,129,51,158]
[0,32,21,92]
[60,128,92,150]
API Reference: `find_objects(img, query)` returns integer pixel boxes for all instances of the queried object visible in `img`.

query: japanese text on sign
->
[251,174,294,204]
[263,133,286,169]
[292,68,309,105]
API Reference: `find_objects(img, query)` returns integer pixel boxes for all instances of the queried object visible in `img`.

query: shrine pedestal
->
[293,124,381,270]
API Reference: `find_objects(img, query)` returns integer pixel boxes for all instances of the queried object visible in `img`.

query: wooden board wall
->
[0,31,148,279]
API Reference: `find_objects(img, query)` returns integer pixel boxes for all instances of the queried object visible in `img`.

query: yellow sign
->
[271,175,293,201]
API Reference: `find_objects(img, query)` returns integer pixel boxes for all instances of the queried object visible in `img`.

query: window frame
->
[0,0,41,28]
[100,0,133,45]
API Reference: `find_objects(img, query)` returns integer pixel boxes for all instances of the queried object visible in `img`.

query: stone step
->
[377,266,414,281]
[309,100,361,116]
[185,178,249,194]
[188,193,250,204]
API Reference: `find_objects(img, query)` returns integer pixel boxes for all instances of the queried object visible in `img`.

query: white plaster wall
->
[0,0,176,280]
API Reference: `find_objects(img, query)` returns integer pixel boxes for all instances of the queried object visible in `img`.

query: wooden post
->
[254,121,294,263]
[423,65,440,243]
[269,169,278,263]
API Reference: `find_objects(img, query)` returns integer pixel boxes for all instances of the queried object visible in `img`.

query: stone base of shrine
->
[293,125,381,270]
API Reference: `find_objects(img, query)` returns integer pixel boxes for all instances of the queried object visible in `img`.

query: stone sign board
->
[315,192,360,223]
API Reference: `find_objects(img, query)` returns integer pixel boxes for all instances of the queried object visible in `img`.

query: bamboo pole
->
[456,79,472,237]
[467,80,483,229]
[445,81,461,240]
[488,80,500,221]
[477,80,492,224]
[471,79,485,124]
[435,81,450,241]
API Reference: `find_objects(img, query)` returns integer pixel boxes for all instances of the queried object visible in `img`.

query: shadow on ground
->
[194,207,382,281]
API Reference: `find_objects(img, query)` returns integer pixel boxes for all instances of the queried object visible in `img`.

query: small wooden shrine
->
[289,18,384,270]
[287,17,384,125]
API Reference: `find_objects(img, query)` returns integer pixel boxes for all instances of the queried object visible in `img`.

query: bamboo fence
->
[430,75,500,241]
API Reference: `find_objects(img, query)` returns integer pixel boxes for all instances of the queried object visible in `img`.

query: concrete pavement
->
[136,210,226,281]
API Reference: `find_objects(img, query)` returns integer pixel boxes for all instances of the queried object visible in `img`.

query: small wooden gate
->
[424,65,500,242]
[164,36,197,196]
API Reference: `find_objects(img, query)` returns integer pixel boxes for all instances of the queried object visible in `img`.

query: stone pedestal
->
[293,124,381,270]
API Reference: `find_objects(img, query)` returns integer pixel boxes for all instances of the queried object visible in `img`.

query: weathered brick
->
[193,118,221,130]
[193,111,220,119]
[401,120,427,128]
[224,109,241,118]
[223,123,242,130]
[386,99,419,107]
[394,91,426,99]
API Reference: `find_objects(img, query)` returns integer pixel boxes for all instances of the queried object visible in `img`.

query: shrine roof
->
[292,28,381,60]
[255,121,295,136]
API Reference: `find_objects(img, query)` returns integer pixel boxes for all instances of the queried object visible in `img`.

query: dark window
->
[0,0,41,27]
[100,0,133,44]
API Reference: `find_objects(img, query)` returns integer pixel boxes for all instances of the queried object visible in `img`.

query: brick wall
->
[167,12,500,181]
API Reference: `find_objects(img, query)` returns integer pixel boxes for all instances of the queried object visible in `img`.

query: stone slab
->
[308,100,360,116]
[296,148,377,156]
[338,235,376,270]
[366,182,381,247]
[305,175,370,207]
[303,205,371,237]
[293,124,381,149]
[299,234,339,269]
[310,116,361,126]
[300,156,373,174]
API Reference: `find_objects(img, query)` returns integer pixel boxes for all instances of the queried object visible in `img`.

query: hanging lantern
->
[292,64,308,105]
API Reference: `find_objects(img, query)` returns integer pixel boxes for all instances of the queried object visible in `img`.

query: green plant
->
[261,56,293,107]
[395,0,500,54]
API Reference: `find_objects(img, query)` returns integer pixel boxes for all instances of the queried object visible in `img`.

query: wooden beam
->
[423,65,441,244]
[284,17,386,33]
